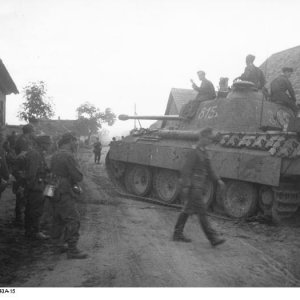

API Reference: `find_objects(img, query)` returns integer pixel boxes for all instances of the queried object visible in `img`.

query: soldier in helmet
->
[173,128,226,247]
[93,137,102,164]
[236,54,266,90]
[15,124,36,155]
[270,67,297,114]
[50,132,87,259]
[12,124,36,226]
[24,135,51,240]
[191,71,216,101]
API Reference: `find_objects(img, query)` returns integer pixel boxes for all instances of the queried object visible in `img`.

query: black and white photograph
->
[1,0,300,294]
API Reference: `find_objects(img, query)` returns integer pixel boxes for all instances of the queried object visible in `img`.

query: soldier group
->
[192,54,297,114]
[172,56,298,246]
[2,125,87,259]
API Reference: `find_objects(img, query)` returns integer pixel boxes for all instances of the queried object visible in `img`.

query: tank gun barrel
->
[119,114,183,121]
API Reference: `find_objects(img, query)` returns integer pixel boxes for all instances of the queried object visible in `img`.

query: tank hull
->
[107,83,300,221]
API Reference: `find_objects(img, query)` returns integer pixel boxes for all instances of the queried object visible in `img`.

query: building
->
[33,118,87,137]
[0,59,18,126]
[150,88,197,129]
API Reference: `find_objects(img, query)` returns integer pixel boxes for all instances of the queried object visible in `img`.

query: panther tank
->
[106,81,300,222]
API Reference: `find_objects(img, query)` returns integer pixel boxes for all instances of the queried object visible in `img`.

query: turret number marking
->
[198,105,218,120]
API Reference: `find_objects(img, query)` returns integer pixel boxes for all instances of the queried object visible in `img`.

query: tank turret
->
[107,81,300,223]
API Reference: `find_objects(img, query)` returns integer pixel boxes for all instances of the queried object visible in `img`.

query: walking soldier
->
[93,137,102,164]
[173,128,226,247]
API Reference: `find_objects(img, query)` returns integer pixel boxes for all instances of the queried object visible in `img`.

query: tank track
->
[272,185,300,222]
[105,153,232,221]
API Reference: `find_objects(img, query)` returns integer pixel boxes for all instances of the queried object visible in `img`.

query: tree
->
[76,102,116,143]
[18,81,54,122]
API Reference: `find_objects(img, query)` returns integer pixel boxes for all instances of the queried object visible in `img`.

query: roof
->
[33,119,88,137]
[260,45,300,100]
[164,88,197,115]
[0,59,18,95]
[160,88,197,128]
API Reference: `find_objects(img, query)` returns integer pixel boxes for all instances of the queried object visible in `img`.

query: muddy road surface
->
[1,148,300,287]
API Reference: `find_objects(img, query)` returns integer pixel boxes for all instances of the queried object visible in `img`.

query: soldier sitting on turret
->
[191,71,216,101]
[270,67,297,114]
[217,77,230,98]
[236,54,266,90]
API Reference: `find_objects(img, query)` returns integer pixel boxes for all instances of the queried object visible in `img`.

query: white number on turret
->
[198,105,218,120]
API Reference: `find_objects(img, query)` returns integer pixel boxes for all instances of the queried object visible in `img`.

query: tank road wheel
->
[271,188,300,223]
[110,160,126,179]
[125,165,152,196]
[153,169,180,203]
[124,166,134,193]
[258,186,274,216]
[222,180,258,218]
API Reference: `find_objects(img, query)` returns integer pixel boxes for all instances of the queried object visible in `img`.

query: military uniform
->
[270,74,297,113]
[173,145,224,246]
[239,64,266,89]
[13,132,36,224]
[193,78,216,101]
[93,141,102,164]
[50,148,83,253]
[0,147,9,197]
[24,147,48,238]
[15,134,35,155]
[11,151,27,224]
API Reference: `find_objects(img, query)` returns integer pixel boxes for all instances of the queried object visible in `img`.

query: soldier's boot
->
[210,237,226,247]
[34,232,50,240]
[67,244,88,259]
[172,212,192,243]
[197,214,226,247]
[52,242,68,254]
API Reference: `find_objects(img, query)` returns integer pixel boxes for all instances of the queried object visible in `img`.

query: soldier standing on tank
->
[12,124,36,226]
[191,71,216,101]
[236,54,266,90]
[172,127,226,247]
[270,67,297,114]
[50,132,87,259]
[24,135,51,240]
[93,137,102,164]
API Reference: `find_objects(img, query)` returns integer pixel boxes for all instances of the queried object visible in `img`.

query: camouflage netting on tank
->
[218,133,300,158]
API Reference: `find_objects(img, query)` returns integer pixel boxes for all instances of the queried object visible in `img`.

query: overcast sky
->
[1,0,300,137]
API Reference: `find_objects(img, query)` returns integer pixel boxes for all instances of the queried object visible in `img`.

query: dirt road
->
[1,148,300,287]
